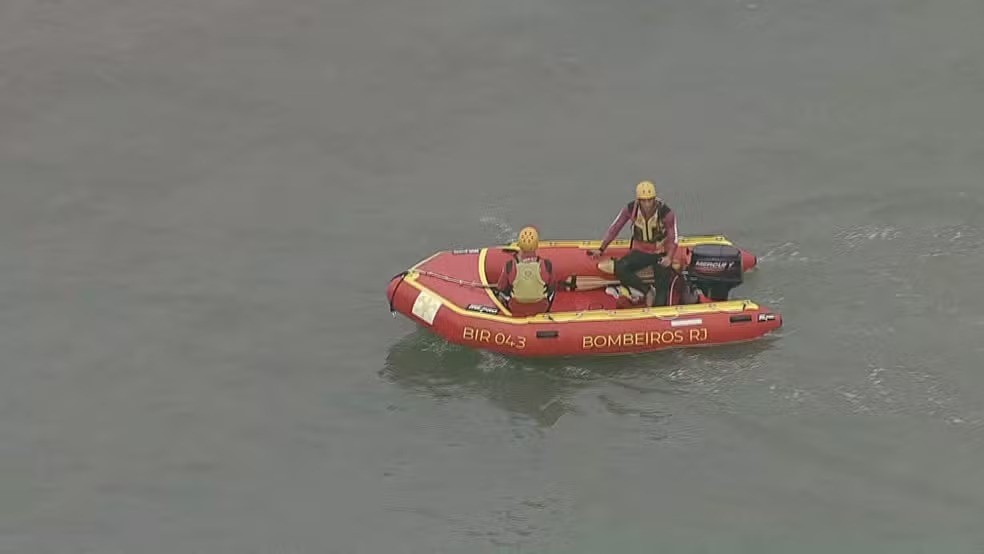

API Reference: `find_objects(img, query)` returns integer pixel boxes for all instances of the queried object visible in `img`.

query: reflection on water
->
[381,329,780,426]
[381,330,598,426]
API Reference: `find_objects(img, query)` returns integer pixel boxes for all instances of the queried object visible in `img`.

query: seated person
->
[587,180,678,307]
[496,226,556,316]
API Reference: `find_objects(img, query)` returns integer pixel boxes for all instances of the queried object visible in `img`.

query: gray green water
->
[3,0,984,552]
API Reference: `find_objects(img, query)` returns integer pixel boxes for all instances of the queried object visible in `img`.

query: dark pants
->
[615,250,673,305]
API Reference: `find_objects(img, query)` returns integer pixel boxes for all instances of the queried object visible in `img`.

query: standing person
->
[587,181,678,307]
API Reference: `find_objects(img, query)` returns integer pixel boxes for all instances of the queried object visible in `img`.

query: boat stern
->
[753,306,782,334]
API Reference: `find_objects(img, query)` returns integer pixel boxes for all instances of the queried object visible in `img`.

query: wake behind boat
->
[386,235,782,357]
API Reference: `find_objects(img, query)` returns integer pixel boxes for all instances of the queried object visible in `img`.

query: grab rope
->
[408,269,498,289]
[387,271,409,313]
[386,269,499,314]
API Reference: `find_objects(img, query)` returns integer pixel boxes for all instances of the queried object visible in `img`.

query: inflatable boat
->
[386,235,782,357]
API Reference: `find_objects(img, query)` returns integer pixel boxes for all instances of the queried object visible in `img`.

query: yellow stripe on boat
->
[477,247,511,316]
[403,271,757,326]
[501,235,734,251]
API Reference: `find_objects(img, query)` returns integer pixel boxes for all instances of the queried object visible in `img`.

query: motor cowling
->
[685,244,743,301]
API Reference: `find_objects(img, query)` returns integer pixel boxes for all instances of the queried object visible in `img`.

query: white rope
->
[410,269,495,289]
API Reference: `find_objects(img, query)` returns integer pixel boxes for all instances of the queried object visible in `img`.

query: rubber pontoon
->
[386,235,782,357]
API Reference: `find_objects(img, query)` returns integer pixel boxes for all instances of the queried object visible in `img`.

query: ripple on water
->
[760,346,984,428]
[757,241,814,264]
[479,215,516,243]
[832,223,984,258]
[834,225,902,250]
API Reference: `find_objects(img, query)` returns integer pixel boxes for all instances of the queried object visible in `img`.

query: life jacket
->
[506,256,552,304]
[628,200,671,250]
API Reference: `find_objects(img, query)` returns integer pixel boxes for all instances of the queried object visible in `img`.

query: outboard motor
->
[685,244,744,301]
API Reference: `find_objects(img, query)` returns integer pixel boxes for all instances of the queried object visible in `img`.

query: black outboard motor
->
[685,244,744,301]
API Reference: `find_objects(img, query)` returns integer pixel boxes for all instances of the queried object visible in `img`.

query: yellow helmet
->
[517,226,539,253]
[636,180,657,200]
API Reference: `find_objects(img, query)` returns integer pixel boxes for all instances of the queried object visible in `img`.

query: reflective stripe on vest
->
[631,201,668,244]
[510,259,547,303]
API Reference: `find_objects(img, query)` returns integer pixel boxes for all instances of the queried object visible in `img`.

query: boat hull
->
[386,236,781,357]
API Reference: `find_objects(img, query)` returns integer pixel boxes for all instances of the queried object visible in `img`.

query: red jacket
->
[496,255,556,293]
[496,254,556,316]
[599,199,678,257]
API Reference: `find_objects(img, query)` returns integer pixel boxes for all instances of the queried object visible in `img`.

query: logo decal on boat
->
[463,326,526,349]
[411,290,441,325]
[451,248,481,255]
[692,260,735,272]
[670,318,703,327]
[466,304,499,315]
[583,328,708,349]
[758,313,776,322]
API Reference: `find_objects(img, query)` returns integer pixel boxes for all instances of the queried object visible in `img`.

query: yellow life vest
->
[510,258,547,303]
[633,211,659,242]
[629,200,671,245]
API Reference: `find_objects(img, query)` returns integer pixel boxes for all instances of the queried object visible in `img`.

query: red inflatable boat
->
[386,235,782,357]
